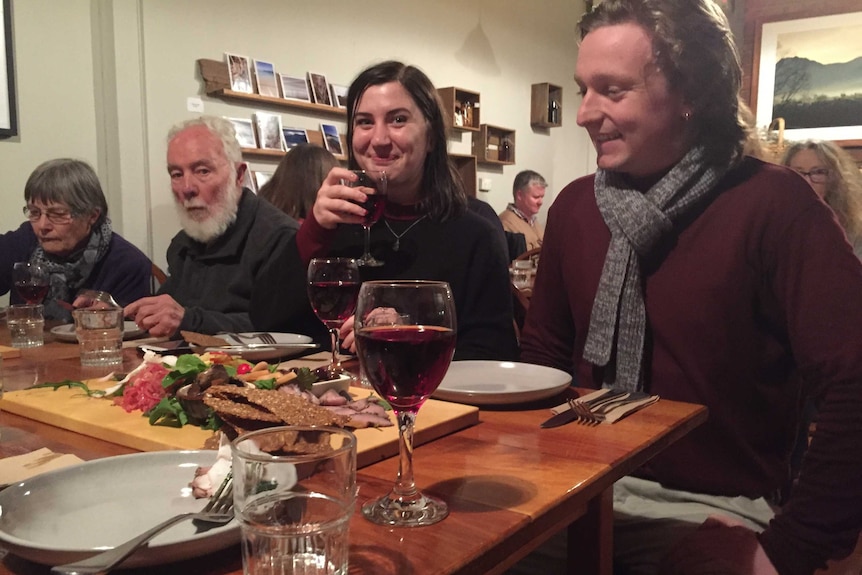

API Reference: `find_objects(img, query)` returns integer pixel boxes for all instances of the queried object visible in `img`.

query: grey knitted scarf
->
[582,147,728,391]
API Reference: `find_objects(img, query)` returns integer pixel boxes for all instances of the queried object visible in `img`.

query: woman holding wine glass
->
[262,60,517,361]
[0,159,151,322]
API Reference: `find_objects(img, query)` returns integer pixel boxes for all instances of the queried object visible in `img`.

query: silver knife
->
[540,389,629,428]
[204,343,320,350]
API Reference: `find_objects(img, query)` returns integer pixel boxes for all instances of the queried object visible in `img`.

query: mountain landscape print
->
[772,22,862,130]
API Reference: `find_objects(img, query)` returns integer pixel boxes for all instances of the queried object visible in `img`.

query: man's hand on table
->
[660,515,779,575]
[124,295,185,338]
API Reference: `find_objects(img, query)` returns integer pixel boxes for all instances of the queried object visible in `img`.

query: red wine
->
[362,193,385,226]
[308,281,360,328]
[15,282,49,304]
[357,325,456,412]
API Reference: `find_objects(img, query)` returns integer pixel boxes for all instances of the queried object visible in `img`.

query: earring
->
[683,111,692,121]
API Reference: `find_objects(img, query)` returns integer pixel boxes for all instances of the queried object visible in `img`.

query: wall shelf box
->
[450,153,478,197]
[437,87,481,132]
[197,59,346,119]
[531,82,562,128]
[472,124,516,165]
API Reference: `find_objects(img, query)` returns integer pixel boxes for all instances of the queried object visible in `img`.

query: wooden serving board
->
[0,384,479,468]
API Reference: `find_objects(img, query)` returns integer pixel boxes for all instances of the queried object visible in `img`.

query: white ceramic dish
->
[204,332,318,361]
[433,360,572,405]
[0,450,239,567]
[51,321,146,342]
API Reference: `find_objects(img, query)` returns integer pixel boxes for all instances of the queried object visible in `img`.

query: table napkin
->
[550,388,660,424]
[0,448,84,486]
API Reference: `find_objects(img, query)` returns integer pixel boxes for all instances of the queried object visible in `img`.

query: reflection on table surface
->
[0,324,707,575]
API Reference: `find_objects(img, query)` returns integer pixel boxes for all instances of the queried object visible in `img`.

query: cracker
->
[181,330,229,347]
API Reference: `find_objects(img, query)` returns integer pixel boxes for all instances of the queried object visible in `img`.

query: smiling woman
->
[0,159,152,321]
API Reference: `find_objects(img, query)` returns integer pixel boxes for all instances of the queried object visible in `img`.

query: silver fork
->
[575,392,651,425]
[255,332,277,345]
[51,472,234,575]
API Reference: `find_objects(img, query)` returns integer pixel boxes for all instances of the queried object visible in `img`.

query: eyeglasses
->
[793,168,830,184]
[23,205,75,224]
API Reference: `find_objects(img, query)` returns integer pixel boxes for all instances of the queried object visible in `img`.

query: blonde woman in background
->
[782,139,862,258]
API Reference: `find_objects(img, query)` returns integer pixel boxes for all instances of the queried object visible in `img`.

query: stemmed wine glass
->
[307,258,362,378]
[355,280,457,526]
[12,262,49,304]
[345,169,387,267]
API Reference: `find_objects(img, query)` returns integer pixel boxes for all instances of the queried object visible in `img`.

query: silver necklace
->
[383,215,427,251]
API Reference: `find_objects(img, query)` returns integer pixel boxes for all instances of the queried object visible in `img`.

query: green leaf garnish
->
[292,367,318,392]
[146,397,189,428]
[29,380,107,398]
[254,378,278,390]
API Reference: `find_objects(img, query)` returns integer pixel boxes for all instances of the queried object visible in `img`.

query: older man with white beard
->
[125,116,310,338]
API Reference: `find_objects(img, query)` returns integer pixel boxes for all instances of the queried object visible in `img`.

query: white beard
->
[175,181,242,243]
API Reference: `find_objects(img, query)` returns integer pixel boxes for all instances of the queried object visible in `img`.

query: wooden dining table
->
[0,324,707,575]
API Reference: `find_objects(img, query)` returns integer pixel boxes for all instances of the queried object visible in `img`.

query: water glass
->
[232,426,357,575]
[72,308,124,366]
[7,304,44,348]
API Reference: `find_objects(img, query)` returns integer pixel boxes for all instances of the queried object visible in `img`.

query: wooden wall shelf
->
[450,153,478,197]
[197,59,346,118]
[438,87,481,132]
[240,129,347,162]
[472,124,516,165]
[531,83,562,128]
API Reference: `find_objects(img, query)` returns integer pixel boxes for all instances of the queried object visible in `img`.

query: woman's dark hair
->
[258,144,339,220]
[24,158,109,225]
[346,60,466,221]
[579,0,746,166]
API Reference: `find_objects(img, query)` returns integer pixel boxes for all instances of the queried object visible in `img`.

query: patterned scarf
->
[30,219,113,322]
[582,147,729,391]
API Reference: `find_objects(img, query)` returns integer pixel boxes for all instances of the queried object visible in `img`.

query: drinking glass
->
[354,280,457,526]
[344,169,387,267]
[307,258,361,378]
[12,262,49,304]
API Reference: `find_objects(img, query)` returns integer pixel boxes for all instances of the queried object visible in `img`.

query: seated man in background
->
[498,170,547,250]
[125,115,309,338]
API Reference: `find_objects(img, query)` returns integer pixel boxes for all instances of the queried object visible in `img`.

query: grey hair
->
[24,159,109,225]
[167,115,243,167]
[512,170,548,199]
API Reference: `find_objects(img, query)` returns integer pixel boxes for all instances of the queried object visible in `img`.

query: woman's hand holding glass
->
[311,167,373,230]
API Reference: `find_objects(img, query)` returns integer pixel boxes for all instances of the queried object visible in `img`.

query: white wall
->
[2,0,595,276]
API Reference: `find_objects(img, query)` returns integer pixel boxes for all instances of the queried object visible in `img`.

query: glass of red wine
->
[344,169,387,267]
[12,262,49,304]
[355,280,457,526]
[307,257,362,378]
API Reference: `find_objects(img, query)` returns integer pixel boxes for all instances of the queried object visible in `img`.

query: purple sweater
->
[1,222,152,315]
[520,158,862,575]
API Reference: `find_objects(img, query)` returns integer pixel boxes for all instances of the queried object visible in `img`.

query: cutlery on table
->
[220,332,278,345]
[51,473,234,574]
[206,342,319,351]
[571,391,652,426]
[540,389,629,428]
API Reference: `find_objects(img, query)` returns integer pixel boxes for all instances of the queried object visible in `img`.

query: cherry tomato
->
[236,363,252,375]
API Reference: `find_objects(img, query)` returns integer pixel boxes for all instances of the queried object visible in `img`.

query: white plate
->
[51,321,146,342]
[0,450,238,567]
[433,360,572,405]
[205,332,317,361]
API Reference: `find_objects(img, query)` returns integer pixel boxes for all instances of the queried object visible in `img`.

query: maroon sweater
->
[520,158,862,575]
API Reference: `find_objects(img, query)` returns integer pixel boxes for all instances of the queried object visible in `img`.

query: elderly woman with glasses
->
[782,139,862,258]
[1,158,151,321]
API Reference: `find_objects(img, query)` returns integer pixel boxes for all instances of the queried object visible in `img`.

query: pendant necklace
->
[383,215,427,251]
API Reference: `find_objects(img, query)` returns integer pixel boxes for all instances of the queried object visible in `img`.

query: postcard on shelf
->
[254,112,285,151]
[329,84,348,109]
[225,53,253,94]
[254,171,273,190]
[226,117,257,149]
[320,123,343,156]
[282,127,309,150]
[308,72,332,106]
[253,60,279,98]
[279,74,310,102]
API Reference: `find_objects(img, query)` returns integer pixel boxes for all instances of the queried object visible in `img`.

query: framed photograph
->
[279,73,310,102]
[226,117,257,149]
[225,53,253,94]
[320,123,343,156]
[753,12,862,144]
[253,171,273,190]
[253,59,279,98]
[282,127,309,150]
[254,111,284,151]
[329,84,348,109]
[1,0,17,138]
[308,72,332,106]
